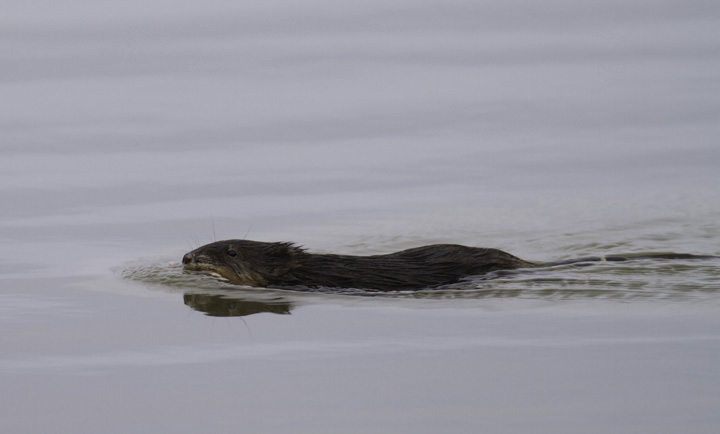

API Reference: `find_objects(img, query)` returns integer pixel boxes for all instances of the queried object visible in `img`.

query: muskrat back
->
[182,239,535,291]
[182,239,717,291]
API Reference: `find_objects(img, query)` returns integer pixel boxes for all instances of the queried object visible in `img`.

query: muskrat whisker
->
[211,213,217,242]
[243,220,254,240]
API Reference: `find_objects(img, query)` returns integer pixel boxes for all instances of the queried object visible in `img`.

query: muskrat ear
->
[266,242,296,258]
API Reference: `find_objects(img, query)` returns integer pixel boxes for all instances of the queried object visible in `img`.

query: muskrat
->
[182,239,717,291]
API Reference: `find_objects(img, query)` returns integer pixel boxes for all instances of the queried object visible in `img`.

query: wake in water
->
[121,251,720,313]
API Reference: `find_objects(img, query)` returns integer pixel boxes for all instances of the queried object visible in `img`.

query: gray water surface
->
[2,1,720,433]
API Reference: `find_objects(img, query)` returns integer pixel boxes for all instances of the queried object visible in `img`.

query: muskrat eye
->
[227,249,237,257]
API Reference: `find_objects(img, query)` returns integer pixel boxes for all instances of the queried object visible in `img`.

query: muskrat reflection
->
[183,293,293,317]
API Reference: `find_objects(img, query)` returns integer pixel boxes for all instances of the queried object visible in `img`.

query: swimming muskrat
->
[182,239,717,291]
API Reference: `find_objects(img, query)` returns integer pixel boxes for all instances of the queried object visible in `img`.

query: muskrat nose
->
[182,253,193,265]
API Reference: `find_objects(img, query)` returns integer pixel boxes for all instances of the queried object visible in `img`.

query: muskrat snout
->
[182,253,194,265]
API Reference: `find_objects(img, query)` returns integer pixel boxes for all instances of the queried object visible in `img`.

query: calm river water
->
[2,1,720,433]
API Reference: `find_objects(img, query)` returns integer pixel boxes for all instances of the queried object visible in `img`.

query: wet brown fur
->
[182,239,535,291]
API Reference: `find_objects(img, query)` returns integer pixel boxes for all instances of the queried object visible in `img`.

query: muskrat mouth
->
[183,263,231,281]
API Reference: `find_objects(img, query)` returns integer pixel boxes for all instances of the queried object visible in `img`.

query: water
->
[2,1,720,433]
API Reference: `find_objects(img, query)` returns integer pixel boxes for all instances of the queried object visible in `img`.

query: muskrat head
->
[182,240,304,286]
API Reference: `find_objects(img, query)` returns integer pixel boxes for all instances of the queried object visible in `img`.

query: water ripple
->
[121,256,720,303]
